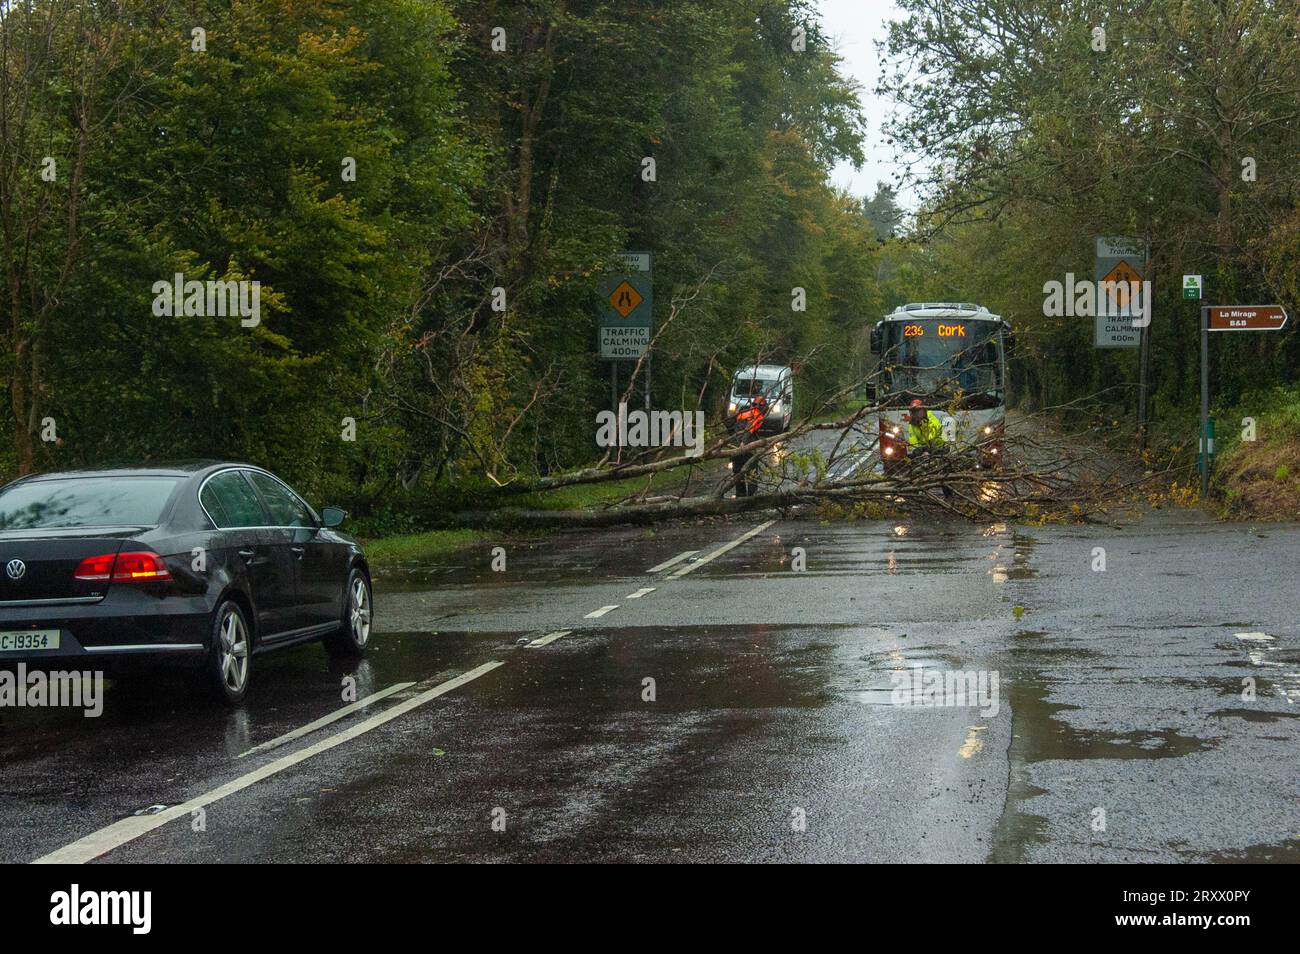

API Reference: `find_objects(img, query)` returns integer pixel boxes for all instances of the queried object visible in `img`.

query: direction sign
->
[598,251,652,359]
[1207,305,1288,332]
[1198,303,1290,496]
[1094,235,1147,347]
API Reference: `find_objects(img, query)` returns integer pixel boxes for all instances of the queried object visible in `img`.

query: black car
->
[0,463,372,703]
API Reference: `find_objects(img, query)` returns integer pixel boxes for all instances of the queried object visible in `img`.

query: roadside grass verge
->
[506,466,689,509]
[361,528,484,568]
[1214,385,1300,520]
[362,467,695,566]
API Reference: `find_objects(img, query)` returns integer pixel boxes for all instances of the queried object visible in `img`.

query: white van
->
[726,365,794,435]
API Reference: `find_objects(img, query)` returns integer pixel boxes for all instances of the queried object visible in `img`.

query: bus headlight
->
[728,402,737,414]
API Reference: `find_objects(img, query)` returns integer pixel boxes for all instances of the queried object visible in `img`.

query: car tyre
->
[324,568,371,658]
[204,599,251,704]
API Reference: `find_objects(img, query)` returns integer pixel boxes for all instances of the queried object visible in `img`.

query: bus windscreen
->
[879,319,1004,408]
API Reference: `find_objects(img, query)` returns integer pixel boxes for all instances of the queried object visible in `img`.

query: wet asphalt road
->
[2,497,1297,863]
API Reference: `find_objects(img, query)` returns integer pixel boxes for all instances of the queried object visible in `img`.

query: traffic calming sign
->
[597,251,652,359]
[1094,235,1146,347]
[1207,305,1288,332]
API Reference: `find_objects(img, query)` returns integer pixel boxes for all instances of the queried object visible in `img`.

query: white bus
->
[869,303,1011,472]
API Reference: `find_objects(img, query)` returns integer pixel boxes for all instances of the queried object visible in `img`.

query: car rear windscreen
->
[0,476,181,530]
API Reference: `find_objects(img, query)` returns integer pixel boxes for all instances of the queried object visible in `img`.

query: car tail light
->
[74,551,172,582]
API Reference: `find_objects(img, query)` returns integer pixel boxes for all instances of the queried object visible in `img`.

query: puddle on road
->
[1002,673,1216,762]
[990,532,1039,584]
[850,648,973,707]
[989,670,1217,863]
[1209,707,1300,724]
[1208,840,1300,863]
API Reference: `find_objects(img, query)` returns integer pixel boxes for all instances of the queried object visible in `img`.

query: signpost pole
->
[611,361,618,414]
[1199,305,1209,498]
[1137,238,1152,452]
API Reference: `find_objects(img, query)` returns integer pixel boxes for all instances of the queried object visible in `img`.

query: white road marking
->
[525,629,571,648]
[647,550,698,573]
[33,661,505,865]
[668,520,775,579]
[626,587,656,599]
[1235,632,1273,642]
[237,681,416,759]
[584,605,618,618]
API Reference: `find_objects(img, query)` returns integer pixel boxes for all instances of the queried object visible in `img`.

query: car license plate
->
[0,630,61,652]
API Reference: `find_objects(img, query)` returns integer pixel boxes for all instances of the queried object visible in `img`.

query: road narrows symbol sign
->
[1100,260,1143,311]
[610,280,643,319]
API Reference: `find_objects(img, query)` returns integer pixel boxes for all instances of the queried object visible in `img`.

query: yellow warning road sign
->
[1100,260,1142,309]
[609,280,642,318]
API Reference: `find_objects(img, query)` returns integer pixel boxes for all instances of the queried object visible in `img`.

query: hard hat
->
[909,399,924,408]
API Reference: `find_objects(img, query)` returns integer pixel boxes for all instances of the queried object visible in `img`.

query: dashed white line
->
[33,660,505,865]
[647,550,699,573]
[525,629,572,648]
[667,520,776,579]
[237,681,416,759]
[38,516,782,863]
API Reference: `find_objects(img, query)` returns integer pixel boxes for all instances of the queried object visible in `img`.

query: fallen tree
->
[448,412,1174,530]
[442,346,1181,530]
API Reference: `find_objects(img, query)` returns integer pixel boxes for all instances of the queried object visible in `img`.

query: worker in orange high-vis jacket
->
[736,392,768,435]
[732,392,768,496]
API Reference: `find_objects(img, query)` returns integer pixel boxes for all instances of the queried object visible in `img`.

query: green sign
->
[1183,275,1202,300]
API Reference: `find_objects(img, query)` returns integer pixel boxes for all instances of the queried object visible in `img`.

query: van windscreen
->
[733,376,778,397]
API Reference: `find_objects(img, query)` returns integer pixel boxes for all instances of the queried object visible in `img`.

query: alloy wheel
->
[219,607,249,693]
[349,577,371,647]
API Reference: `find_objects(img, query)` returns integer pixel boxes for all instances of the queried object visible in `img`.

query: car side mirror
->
[320,506,346,529]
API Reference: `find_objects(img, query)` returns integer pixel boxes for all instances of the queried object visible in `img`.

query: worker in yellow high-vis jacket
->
[906,399,945,452]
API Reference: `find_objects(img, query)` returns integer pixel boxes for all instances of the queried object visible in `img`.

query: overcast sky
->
[817,0,915,207]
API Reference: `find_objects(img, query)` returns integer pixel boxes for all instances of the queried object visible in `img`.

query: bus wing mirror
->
[869,323,883,354]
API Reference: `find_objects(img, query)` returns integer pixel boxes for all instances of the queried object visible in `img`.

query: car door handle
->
[290,545,305,559]
[238,548,256,561]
